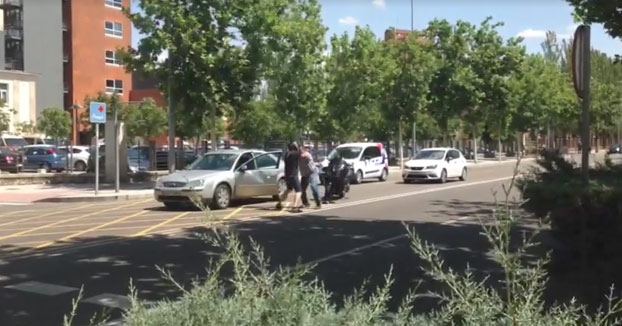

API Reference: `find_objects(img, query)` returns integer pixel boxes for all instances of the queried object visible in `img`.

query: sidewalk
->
[0,183,153,204]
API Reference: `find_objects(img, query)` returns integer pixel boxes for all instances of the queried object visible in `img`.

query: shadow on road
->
[0,203,614,325]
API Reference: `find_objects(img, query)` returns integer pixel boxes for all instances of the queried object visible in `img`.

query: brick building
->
[63,0,132,144]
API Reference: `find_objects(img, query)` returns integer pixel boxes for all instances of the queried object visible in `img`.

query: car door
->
[361,146,382,177]
[253,151,283,195]
[448,150,461,177]
[233,152,263,198]
[24,148,39,168]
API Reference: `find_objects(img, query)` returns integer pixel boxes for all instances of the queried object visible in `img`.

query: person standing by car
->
[277,142,303,212]
[299,145,321,209]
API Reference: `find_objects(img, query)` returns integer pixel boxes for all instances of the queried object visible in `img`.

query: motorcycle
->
[319,157,353,201]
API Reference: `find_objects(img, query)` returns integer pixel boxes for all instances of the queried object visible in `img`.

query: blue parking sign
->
[89,102,106,124]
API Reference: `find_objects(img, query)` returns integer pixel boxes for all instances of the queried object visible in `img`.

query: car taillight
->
[6,155,13,163]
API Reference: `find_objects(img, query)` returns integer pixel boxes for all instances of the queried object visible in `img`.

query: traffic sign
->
[89,102,107,124]
[572,25,589,99]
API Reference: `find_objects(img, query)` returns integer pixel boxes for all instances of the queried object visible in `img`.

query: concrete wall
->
[23,0,63,115]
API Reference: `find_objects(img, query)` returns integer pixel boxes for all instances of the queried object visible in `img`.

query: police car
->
[322,143,389,184]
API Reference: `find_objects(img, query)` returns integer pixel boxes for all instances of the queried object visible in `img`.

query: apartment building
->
[63,0,132,144]
[0,0,63,118]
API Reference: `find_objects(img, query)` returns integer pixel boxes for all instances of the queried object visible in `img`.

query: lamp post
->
[70,103,83,173]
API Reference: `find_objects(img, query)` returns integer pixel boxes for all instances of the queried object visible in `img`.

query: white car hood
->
[405,159,442,168]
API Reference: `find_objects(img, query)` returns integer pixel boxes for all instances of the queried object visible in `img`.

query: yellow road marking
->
[132,212,191,237]
[222,206,244,220]
[0,204,96,228]
[35,210,149,249]
[0,200,150,241]
[0,209,35,219]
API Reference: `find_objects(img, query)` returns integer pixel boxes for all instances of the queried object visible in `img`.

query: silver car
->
[154,150,285,209]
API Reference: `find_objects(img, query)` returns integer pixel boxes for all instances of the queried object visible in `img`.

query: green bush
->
[518,150,622,259]
[68,163,622,326]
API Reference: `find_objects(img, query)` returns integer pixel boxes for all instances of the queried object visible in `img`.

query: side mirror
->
[239,164,248,172]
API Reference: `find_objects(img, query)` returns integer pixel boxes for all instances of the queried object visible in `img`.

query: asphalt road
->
[0,160,529,326]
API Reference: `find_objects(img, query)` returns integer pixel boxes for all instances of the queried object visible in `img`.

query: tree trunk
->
[498,124,502,162]
[546,121,551,149]
[210,105,218,151]
[473,129,478,164]
[398,121,404,170]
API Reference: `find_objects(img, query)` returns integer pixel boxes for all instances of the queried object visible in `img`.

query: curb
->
[35,192,153,203]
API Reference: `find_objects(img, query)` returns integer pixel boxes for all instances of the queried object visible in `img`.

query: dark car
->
[0,147,20,173]
[608,144,621,154]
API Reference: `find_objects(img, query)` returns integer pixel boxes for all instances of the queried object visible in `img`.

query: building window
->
[104,21,122,37]
[0,84,8,104]
[105,50,121,66]
[105,0,122,9]
[105,79,123,94]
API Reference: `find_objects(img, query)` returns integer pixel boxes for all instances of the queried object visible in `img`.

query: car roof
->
[24,144,54,148]
[420,147,456,151]
[337,142,381,148]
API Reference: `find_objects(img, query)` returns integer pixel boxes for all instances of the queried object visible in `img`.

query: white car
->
[57,146,90,171]
[322,142,389,184]
[402,148,467,183]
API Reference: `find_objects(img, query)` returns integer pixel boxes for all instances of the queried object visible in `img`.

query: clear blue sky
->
[131,0,621,56]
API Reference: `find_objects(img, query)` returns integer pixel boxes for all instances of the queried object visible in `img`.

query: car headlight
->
[425,165,437,170]
[187,179,205,188]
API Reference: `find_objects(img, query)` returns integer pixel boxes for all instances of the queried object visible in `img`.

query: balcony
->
[64,84,69,94]
[62,21,68,32]
[5,59,23,71]
[5,28,22,40]
[63,54,69,63]
[0,0,22,8]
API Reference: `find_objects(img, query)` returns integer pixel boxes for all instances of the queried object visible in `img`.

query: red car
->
[0,147,20,173]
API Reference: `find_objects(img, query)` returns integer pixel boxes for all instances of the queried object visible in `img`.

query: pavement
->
[0,160,550,326]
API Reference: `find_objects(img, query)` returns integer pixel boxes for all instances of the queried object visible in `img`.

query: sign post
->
[89,102,107,195]
[572,25,591,183]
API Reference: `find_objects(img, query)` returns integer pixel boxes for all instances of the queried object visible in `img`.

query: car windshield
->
[331,147,362,160]
[188,153,238,171]
[4,138,27,147]
[414,150,446,160]
[128,148,150,160]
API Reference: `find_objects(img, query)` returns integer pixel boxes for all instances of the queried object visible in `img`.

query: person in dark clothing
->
[277,142,302,212]
[323,150,342,203]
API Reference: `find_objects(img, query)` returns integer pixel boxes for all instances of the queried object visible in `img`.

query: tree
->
[37,108,71,144]
[122,98,167,143]
[326,26,387,141]
[15,121,37,135]
[567,0,622,40]
[380,31,437,167]
[267,0,327,142]
[123,0,294,151]
[230,99,286,146]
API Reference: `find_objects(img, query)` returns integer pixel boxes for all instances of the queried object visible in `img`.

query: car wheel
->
[211,183,231,210]
[273,178,287,200]
[74,161,86,172]
[354,170,363,184]
[439,169,447,183]
[164,202,183,210]
[44,163,52,173]
[459,168,467,181]
[378,168,388,182]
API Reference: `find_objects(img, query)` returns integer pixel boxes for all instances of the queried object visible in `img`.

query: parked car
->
[128,147,151,173]
[0,147,20,173]
[23,135,66,146]
[155,150,284,210]
[321,143,388,184]
[0,134,28,152]
[57,146,90,171]
[608,144,621,155]
[22,145,66,172]
[402,147,467,183]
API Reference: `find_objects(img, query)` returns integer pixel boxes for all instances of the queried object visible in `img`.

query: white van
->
[323,142,389,184]
[0,134,28,150]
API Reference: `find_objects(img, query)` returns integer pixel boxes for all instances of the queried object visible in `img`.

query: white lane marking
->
[0,203,30,206]
[84,293,132,309]
[306,214,472,266]
[5,281,78,296]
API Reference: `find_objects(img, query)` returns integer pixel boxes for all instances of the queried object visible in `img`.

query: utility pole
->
[167,54,176,173]
[411,0,416,157]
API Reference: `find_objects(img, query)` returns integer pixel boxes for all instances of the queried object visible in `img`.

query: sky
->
[131,0,621,57]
